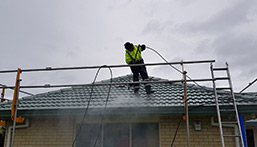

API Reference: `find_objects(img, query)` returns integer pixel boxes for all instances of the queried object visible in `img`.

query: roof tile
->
[0,75,256,111]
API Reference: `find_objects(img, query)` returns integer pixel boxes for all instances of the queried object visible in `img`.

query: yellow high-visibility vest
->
[125,45,143,64]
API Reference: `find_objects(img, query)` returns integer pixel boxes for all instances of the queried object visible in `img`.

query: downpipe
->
[211,117,239,147]
[7,119,29,147]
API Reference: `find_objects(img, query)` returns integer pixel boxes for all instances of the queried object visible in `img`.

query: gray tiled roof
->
[0,75,256,112]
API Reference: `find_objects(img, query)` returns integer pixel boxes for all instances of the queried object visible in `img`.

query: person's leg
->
[138,59,149,80]
[138,61,154,94]
[140,65,149,80]
[130,66,140,93]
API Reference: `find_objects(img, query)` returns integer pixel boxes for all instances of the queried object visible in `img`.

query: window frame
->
[75,122,160,147]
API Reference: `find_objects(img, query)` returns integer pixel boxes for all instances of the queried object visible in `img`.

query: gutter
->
[6,119,29,147]
[211,116,239,147]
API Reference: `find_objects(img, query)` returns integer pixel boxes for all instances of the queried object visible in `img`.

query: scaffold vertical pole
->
[10,68,22,147]
[182,61,190,147]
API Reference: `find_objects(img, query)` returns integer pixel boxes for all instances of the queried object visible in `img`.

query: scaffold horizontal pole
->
[0,84,34,96]
[0,78,215,89]
[0,60,215,73]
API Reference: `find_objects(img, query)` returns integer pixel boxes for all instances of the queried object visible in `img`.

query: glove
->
[141,44,146,51]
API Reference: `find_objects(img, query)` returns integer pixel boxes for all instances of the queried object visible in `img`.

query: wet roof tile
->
[0,74,256,111]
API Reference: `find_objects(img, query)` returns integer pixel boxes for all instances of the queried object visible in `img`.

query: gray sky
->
[0,0,257,98]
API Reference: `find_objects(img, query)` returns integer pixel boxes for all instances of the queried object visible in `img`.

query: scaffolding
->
[0,59,245,147]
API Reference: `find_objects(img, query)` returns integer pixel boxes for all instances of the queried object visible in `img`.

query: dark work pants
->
[130,59,149,90]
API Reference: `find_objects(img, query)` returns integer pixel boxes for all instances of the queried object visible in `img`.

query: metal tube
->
[0,60,215,73]
[210,63,225,147]
[11,69,21,120]
[0,84,33,96]
[0,78,218,89]
[11,104,17,147]
[226,63,245,147]
[11,79,21,147]
[182,62,190,147]
[239,78,257,93]
[7,119,29,147]
[0,98,9,101]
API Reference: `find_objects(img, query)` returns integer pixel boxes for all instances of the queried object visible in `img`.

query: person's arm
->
[140,44,146,51]
[125,52,130,64]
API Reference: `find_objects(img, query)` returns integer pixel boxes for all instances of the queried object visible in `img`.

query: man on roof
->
[124,42,154,94]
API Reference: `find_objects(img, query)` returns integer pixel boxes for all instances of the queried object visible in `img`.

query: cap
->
[124,42,133,49]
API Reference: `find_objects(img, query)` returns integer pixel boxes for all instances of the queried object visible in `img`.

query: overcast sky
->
[0,0,257,98]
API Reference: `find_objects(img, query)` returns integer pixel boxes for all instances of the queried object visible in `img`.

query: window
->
[132,123,159,147]
[76,123,159,147]
[104,124,130,147]
[246,129,255,147]
[76,124,101,147]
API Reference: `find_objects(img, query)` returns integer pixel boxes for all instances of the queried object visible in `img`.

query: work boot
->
[145,85,155,94]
